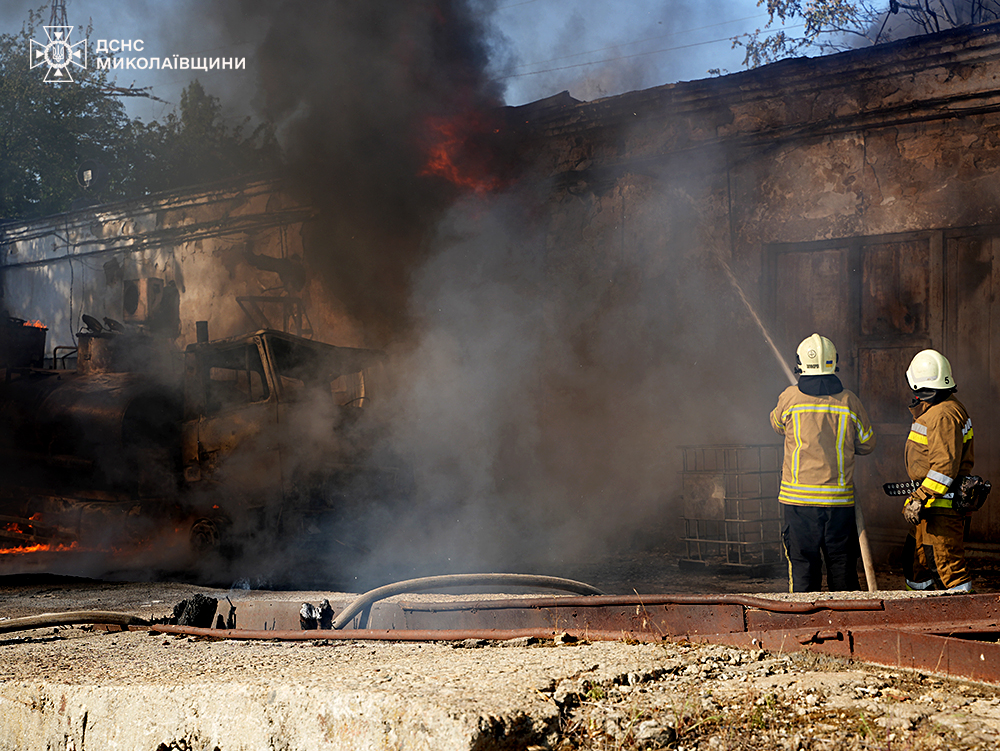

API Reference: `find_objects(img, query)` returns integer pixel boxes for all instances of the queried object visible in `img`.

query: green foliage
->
[0,8,280,223]
[0,9,136,219]
[132,80,280,193]
[735,0,1000,68]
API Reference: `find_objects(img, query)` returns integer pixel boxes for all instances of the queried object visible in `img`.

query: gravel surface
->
[2,571,1000,750]
[549,643,1000,750]
[2,621,999,750]
[2,548,1000,750]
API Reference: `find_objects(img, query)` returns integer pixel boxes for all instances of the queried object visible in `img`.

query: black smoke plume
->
[212,0,512,343]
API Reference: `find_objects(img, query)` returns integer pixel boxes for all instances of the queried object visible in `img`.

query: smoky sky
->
[4,3,769,117]
[181,0,513,342]
[497,0,744,103]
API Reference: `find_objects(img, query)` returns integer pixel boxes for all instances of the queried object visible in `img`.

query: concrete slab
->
[0,578,689,750]
[0,627,677,751]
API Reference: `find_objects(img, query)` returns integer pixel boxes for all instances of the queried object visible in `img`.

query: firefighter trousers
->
[904,512,971,590]
[781,505,860,592]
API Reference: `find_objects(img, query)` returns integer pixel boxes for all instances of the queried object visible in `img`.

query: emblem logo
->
[29,26,87,82]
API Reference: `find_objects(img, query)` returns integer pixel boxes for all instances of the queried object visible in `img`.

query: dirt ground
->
[548,643,1000,751]
[3,545,1000,750]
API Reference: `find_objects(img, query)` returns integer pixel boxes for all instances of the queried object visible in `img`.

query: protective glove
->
[902,497,924,525]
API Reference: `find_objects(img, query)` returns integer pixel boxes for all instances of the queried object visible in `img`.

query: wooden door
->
[946,234,1000,543]
[854,237,941,535]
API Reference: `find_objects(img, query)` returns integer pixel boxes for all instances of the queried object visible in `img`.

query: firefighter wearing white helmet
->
[796,333,838,376]
[770,334,876,592]
[901,348,975,593]
[906,348,955,391]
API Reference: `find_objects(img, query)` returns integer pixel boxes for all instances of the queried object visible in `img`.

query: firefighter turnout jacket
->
[905,395,974,511]
[770,384,876,506]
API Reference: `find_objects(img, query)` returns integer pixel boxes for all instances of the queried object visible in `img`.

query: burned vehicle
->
[0,315,405,572]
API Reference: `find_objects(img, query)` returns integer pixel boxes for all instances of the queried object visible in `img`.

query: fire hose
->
[0,610,150,634]
[0,574,604,637]
[331,573,606,629]
[111,594,886,642]
[144,593,887,642]
[0,586,887,642]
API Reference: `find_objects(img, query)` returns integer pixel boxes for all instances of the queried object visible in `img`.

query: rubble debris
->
[171,594,218,628]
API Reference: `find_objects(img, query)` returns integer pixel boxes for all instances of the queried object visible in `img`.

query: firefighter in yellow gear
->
[770,334,876,592]
[902,349,975,594]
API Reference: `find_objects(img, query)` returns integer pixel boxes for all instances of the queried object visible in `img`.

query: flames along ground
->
[0,312,408,586]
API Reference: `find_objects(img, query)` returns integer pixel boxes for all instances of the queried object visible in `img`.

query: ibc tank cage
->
[678,444,782,574]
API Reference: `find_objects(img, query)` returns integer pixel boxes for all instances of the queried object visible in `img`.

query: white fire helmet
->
[796,333,837,376]
[906,349,955,391]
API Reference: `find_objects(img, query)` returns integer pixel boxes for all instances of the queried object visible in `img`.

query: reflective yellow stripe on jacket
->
[772,393,875,506]
[904,400,974,510]
[778,482,855,506]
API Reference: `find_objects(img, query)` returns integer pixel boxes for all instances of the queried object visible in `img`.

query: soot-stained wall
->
[521,22,1000,552]
[0,179,367,353]
[7,23,1000,563]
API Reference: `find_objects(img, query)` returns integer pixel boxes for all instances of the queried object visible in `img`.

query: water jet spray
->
[714,253,878,592]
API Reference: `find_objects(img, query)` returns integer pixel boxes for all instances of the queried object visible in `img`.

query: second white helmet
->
[796,334,838,376]
[906,349,955,390]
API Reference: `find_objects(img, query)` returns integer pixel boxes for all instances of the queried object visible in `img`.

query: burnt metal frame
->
[236,296,312,338]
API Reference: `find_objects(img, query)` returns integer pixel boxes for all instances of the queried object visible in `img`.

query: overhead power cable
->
[497,0,549,8]
[495,23,805,80]
[504,13,770,70]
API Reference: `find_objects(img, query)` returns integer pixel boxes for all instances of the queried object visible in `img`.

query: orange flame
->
[22,320,47,329]
[419,112,505,194]
[0,541,80,555]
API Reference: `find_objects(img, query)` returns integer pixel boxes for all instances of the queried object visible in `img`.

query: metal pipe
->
[332,573,605,629]
[0,611,149,634]
[150,624,662,643]
[392,593,885,614]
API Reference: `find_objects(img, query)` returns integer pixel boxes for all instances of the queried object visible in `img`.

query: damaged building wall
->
[521,22,1000,552]
[6,22,1000,565]
[0,179,365,357]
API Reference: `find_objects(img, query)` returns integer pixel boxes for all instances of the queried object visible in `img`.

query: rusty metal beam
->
[850,628,1000,683]
[219,594,881,634]
[149,624,666,642]
[166,593,1000,685]
[744,594,1000,632]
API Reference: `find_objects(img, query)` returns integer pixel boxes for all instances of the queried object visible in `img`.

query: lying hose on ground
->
[0,611,149,634]
[0,574,603,636]
[332,573,606,629]
[0,575,891,640]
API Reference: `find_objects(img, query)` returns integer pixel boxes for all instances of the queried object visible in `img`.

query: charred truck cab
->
[180,330,403,554]
[0,319,405,570]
